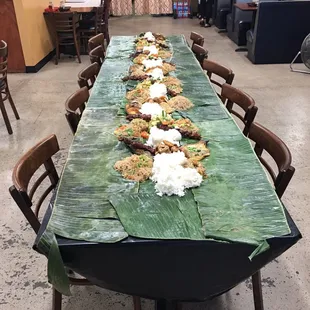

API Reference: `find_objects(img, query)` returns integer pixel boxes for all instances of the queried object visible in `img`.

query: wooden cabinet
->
[0,0,25,72]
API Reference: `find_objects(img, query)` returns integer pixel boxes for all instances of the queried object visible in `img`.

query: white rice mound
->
[146,127,181,147]
[149,82,167,98]
[143,32,156,42]
[139,102,163,117]
[151,151,203,196]
[142,58,163,70]
[147,68,164,80]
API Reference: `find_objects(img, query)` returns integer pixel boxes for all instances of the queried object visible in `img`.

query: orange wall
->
[13,0,54,66]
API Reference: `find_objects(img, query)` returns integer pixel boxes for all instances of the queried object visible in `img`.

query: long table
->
[36,36,301,307]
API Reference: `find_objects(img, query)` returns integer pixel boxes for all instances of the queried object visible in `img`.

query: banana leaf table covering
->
[35,36,301,304]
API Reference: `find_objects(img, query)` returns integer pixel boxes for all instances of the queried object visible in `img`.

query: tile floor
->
[0,15,309,310]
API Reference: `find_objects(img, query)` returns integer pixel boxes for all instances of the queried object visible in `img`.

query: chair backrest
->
[52,12,78,34]
[89,45,105,66]
[78,63,100,89]
[190,31,204,48]
[203,59,235,91]
[0,40,8,84]
[192,44,208,66]
[65,86,89,133]
[248,122,295,198]
[9,135,60,233]
[94,6,105,33]
[221,83,257,136]
[88,33,105,52]
[102,0,111,23]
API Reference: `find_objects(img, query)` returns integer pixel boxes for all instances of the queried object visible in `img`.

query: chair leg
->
[0,95,13,134]
[133,296,141,310]
[6,87,20,120]
[252,271,264,310]
[74,34,81,63]
[52,288,62,310]
[55,42,59,65]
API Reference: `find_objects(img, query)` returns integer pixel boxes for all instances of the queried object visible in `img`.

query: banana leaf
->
[110,192,205,240]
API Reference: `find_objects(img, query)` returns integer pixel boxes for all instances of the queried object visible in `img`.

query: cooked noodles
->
[114,154,153,182]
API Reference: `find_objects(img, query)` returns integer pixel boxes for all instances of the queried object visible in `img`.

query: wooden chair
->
[202,59,235,95]
[192,44,208,66]
[221,83,258,136]
[9,134,142,310]
[248,122,295,198]
[80,0,111,49]
[0,40,20,134]
[248,122,295,310]
[8,134,92,309]
[79,8,105,53]
[88,33,105,53]
[89,45,105,67]
[98,0,111,45]
[78,63,100,90]
[52,12,81,65]
[190,31,204,49]
[65,87,89,133]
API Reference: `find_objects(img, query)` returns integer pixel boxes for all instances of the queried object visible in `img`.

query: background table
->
[35,36,301,309]
[233,3,257,52]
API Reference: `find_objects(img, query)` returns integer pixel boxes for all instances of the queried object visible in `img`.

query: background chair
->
[78,63,100,90]
[79,6,106,53]
[99,0,111,45]
[248,121,295,310]
[192,44,208,66]
[221,83,257,136]
[89,46,105,67]
[65,87,89,133]
[0,40,20,134]
[88,33,105,53]
[203,59,235,95]
[190,31,204,49]
[52,12,81,65]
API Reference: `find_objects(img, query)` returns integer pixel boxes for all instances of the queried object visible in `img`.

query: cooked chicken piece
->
[181,141,210,162]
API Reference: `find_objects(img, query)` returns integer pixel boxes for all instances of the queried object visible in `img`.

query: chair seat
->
[78,27,96,33]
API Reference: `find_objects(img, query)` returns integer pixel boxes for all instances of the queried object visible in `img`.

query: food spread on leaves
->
[115,32,210,196]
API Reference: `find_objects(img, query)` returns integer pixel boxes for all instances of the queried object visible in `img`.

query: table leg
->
[155,300,178,310]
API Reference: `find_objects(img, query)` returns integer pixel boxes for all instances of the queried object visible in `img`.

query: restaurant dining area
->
[1,0,310,309]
